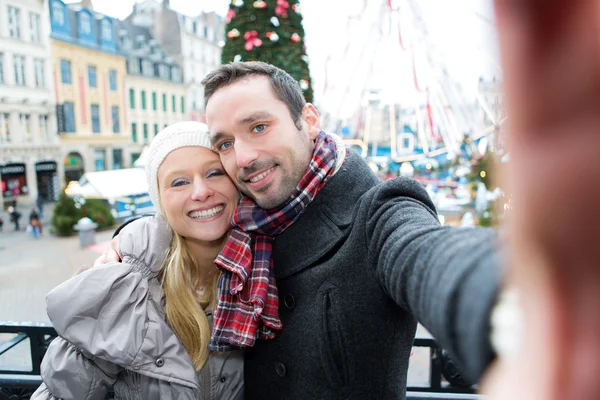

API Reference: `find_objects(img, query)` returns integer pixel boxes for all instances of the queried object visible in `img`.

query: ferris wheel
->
[316,0,504,166]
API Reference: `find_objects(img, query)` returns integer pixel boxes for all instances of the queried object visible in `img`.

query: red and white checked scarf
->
[210,131,339,351]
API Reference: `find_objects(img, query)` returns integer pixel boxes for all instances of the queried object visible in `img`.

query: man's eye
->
[218,141,233,151]
[171,179,188,187]
[252,124,266,133]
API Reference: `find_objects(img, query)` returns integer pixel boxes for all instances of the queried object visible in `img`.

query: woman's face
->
[158,147,239,243]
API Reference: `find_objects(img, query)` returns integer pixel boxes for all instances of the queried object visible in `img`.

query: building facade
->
[0,0,61,209]
[127,0,224,121]
[49,0,128,185]
[116,20,186,166]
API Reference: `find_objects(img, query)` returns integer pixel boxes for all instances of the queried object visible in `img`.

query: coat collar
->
[273,151,379,279]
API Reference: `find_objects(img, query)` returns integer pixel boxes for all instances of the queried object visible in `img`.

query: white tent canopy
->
[73,168,148,199]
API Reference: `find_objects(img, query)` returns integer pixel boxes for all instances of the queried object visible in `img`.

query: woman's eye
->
[171,179,188,187]
[252,124,267,133]
[207,169,225,178]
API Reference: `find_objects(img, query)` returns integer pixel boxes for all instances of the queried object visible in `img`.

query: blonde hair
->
[159,232,220,371]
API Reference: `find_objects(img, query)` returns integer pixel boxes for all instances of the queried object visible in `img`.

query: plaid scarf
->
[210,131,339,351]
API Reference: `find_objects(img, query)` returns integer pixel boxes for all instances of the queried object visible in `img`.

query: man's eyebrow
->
[237,111,274,126]
[210,111,275,146]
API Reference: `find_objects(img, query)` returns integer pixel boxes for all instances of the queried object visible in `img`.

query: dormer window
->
[80,13,91,35]
[52,1,65,26]
[101,20,112,40]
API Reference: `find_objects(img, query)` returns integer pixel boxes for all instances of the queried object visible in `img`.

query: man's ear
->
[301,103,321,139]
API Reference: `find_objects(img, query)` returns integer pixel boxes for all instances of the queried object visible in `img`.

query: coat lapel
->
[273,152,380,280]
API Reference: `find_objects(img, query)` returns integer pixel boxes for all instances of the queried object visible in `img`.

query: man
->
[104,61,499,399]
[101,0,600,398]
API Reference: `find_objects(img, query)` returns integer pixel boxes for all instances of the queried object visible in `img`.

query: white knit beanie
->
[146,121,213,215]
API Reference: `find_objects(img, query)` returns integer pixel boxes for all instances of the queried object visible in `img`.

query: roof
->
[76,168,148,199]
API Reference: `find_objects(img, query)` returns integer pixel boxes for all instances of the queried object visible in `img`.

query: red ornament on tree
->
[244,30,263,50]
[226,8,236,24]
[291,32,301,43]
[275,0,289,18]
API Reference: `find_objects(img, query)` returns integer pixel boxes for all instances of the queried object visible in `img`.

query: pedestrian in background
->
[8,207,21,231]
[29,209,41,238]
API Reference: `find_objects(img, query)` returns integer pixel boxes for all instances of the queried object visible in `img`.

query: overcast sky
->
[71,0,501,120]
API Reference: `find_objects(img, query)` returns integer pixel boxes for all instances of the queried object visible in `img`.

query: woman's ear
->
[302,103,321,139]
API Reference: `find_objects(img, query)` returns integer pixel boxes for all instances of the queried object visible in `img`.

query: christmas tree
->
[221,0,314,103]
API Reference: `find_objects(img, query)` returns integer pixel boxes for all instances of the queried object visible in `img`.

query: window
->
[13,56,25,86]
[129,88,135,108]
[172,95,176,112]
[101,20,112,40]
[52,1,65,25]
[0,113,11,143]
[131,122,137,143]
[60,59,72,84]
[152,92,157,110]
[39,115,49,139]
[113,149,122,170]
[91,104,100,133]
[88,65,97,88]
[141,60,153,77]
[111,106,119,133]
[127,57,139,74]
[172,67,181,83]
[109,70,117,91]
[143,123,148,144]
[29,13,41,43]
[34,59,45,88]
[63,102,75,132]
[0,53,4,84]
[20,114,31,141]
[8,6,21,39]
[94,149,105,171]
[403,137,410,149]
[162,93,167,111]
[192,21,197,33]
[158,64,169,80]
[181,96,185,114]
[141,90,146,110]
[153,123,158,138]
[80,13,91,35]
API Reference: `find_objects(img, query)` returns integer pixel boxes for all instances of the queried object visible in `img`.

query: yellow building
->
[50,0,128,182]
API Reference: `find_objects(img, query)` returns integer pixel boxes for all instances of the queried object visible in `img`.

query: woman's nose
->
[190,179,213,202]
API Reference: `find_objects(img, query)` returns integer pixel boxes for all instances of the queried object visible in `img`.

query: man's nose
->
[234,140,260,168]
[190,179,213,202]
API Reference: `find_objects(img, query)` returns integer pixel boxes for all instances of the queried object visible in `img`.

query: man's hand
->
[484,1,600,399]
[92,236,121,268]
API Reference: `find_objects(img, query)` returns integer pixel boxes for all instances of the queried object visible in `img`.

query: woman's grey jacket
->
[31,216,244,400]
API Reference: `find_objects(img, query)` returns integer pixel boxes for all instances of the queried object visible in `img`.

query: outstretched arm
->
[364,178,501,383]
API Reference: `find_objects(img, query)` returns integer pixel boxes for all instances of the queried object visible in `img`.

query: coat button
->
[275,362,287,377]
[220,377,227,383]
[155,358,165,367]
[283,293,295,309]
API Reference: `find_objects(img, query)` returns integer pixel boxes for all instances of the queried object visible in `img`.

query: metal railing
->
[0,321,479,400]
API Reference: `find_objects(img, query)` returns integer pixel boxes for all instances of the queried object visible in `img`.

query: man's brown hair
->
[201,61,307,129]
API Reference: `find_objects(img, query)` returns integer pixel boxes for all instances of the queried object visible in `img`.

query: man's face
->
[206,76,320,209]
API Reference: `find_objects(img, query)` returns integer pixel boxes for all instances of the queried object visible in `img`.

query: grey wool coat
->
[242,151,501,399]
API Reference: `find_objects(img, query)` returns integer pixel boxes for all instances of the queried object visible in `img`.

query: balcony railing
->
[0,321,480,400]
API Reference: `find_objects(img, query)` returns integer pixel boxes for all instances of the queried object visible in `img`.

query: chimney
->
[162,0,170,9]
[81,0,94,10]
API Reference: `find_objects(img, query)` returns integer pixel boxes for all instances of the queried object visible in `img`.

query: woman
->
[32,121,244,399]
